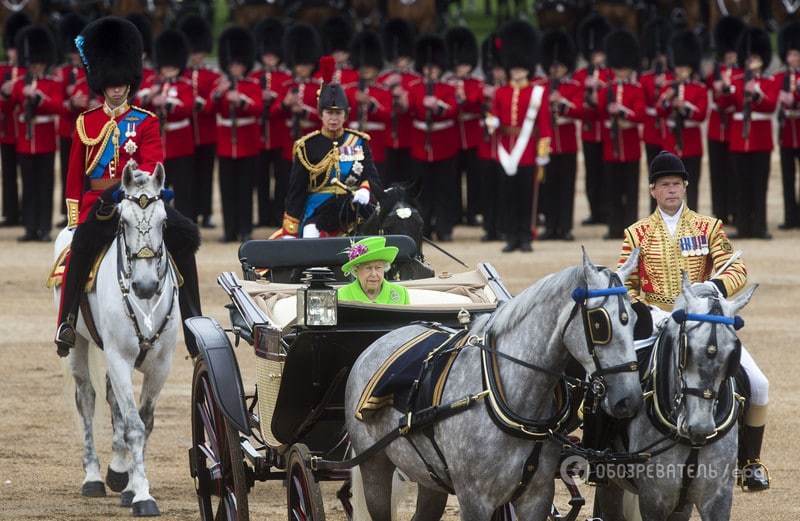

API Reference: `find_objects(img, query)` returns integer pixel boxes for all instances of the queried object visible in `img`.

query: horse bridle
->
[563,272,640,412]
[670,302,744,408]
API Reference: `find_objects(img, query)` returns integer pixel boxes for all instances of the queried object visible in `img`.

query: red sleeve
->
[624,87,646,124]
[239,81,264,117]
[459,80,483,113]
[689,84,709,122]
[166,82,194,120]
[562,82,584,119]
[435,85,458,120]
[198,70,220,116]
[536,85,552,140]
[752,76,778,113]
[66,127,87,205]
[137,116,165,173]
[370,88,392,122]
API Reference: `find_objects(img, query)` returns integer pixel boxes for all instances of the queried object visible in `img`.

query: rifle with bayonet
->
[779,68,794,129]
[22,39,36,141]
[742,65,754,140]
[550,76,560,147]
[607,81,620,159]
[228,72,239,146]
[260,70,271,145]
[671,80,685,154]
[357,77,368,131]
[424,68,434,156]
[290,83,303,140]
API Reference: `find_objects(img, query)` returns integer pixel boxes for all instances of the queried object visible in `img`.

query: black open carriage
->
[186,236,592,520]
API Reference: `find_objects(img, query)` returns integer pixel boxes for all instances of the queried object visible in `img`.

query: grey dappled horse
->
[53,163,178,517]
[345,249,644,520]
[594,273,757,521]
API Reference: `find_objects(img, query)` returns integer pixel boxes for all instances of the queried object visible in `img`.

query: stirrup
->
[739,459,770,492]
[55,321,77,357]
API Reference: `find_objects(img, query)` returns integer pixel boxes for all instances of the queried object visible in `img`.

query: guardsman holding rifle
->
[640,17,673,180]
[716,27,777,240]
[776,21,800,230]
[213,26,263,243]
[178,14,220,229]
[656,29,708,211]
[595,29,645,240]
[8,25,62,242]
[0,12,31,227]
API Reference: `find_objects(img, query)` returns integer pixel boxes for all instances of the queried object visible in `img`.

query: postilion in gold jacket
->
[616,207,747,311]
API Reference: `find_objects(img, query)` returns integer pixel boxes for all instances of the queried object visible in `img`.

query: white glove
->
[485,114,500,134]
[536,155,550,167]
[352,188,371,206]
[302,223,320,238]
[280,235,297,240]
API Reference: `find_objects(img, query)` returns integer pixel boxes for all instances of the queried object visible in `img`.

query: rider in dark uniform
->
[54,17,202,358]
[278,68,381,238]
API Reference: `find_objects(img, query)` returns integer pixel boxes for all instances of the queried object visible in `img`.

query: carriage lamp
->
[296,267,338,327]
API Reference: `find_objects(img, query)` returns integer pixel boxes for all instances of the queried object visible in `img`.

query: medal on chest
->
[124,121,138,155]
[338,144,364,162]
[679,235,709,257]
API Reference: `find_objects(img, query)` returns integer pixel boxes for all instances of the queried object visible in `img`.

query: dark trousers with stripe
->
[457,147,481,223]
[166,155,195,220]
[500,165,534,245]
[731,151,770,237]
[19,152,54,237]
[543,153,577,235]
[194,144,216,221]
[415,157,458,238]
[604,161,639,239]
[479,158,504,238]
[219,155,256,240]
[256,148,289,226]
[708,138,736,223]
[583,141,606,222]
[1,143,19,224]
[779,147,800,226]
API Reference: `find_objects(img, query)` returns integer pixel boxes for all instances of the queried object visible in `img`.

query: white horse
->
[53,163,178,517]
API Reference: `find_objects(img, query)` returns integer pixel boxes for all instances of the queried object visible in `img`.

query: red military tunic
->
[449,76,483,150]
[706,65,737,143]
[277,77,322,160]
[56,64,87,140]
[597,80,645,163]
[407,79,459,162]
[137,75,195,159]
[573,66,613,143]
[656,80,708,158]
[639,70,673,147]
[774,68,800,149]
[477,83,500,160]
[183,66,221,147]
[248,67,292,152]
[65,103,163,225]
[313,66,359,87]
[0,64,25,144]
[717,72,778,153]
[376,69,419,150]
[213,77,264,159]
[491,81,553,168]
[9,74,63,155]
[345,82,392,163]
[549,77,583,155]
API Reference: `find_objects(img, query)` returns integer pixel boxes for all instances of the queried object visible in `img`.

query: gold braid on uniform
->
[76,112,119,177]
[293,131,338,189]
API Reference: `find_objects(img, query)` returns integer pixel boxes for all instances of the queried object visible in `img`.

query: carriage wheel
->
[286,444,326,521]
[190,357,250,521]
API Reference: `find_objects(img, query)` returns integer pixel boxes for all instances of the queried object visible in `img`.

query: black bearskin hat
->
[779,21,800,62]
[669,29,701,72]
[253,17,284,59]
[3,12,31,51]
[445,26,478,69]
[605,29,640,70]
[480,32,501,78]
[350,30,384,70]
[318,82,349,112]
[58,12,87,54]
[125,13,153,59]
[642,17,672,61]
[713,16,746,58]
[15,25,56,67]
[737,27,772,69]
[382,18,415,61]
[177,13,213,54]
[155,29,189,71]
[541,29,577,72]
[321,15,353,53]
[79,17,143,96]
[218,26,256,74]
[578,12,611,61]
[414,34,448,72]
[283,23,322,67]
[498,20,538,72]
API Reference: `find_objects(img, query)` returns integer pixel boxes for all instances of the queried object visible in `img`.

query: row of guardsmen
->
[3,12,800,247]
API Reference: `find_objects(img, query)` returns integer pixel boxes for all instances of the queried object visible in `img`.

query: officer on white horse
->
[53,16,202,358]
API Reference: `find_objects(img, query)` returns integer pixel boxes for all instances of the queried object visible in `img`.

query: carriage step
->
[106,466,129,492]
[81,480,107,497]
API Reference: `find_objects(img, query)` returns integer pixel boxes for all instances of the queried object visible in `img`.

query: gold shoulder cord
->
[295,139,337,189]
[76,113,119,177]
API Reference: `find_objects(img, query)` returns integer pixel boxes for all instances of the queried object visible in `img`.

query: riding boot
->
[739,424,770,491]
[164,206,202,358]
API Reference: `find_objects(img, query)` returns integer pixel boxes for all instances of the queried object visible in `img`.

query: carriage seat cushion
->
[354,326,469,420]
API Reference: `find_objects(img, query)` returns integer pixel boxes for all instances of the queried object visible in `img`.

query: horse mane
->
[489,265,585,337]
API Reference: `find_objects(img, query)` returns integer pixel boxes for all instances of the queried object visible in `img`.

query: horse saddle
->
[354,325,470,421]
[46,244,110,291]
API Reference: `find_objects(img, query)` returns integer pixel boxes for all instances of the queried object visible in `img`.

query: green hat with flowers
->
[341,237,399,275]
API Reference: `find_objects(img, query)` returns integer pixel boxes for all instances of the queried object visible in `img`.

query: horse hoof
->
[106,466,129,492]
[120,491,135,507]
[132,499,160,517]
[81,481,107,497]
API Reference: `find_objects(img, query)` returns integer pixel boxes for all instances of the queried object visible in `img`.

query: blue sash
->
[301,133,364,224]
[88,108,149,179]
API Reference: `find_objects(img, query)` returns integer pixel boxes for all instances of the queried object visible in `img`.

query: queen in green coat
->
[338,237,410,305]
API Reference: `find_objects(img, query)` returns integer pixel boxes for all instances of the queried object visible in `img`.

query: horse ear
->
[730,284,758,314]
[616,248,640,283]
[122,161,135,190]
[581,245,595,283]
[153,163,165,190]
[681,271,695,300]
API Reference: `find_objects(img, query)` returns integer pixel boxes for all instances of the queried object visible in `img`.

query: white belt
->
[666,120,700,128]
[164,118,190,131]
[459,113,481,122]
[412,120,454,131]
[732,112,773,121]
[18,114,57,124]
[645,107,658,116]
[349,121,386,131]
[604,120,637,130]
[217,115,256,127]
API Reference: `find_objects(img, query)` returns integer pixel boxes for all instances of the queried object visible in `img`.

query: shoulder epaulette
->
[292,130,321,156]
[79,105,103,117]
[347,128,371,141]
[131,105,158,118]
